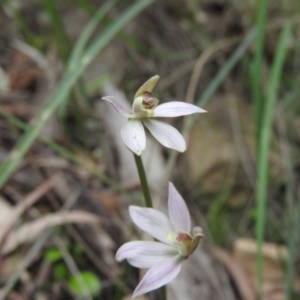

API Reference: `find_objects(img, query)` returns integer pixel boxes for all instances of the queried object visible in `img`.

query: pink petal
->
[132,255,182,298]
[129,206,174,244]
[101,96,132,117]
[134,75,160,99]
[168,182,191,232]
[143,119,186,152]
[153,101,206,117]
[116,241,177,269]
[121,120,146,155]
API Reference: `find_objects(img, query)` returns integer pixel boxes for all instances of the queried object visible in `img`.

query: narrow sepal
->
[168,182,191,232]
[101,96,132,117]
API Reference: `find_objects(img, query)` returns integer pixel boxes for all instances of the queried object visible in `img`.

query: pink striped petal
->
[101,96,132,117]
[143,119,186,152]
[168,182,191,232]
[154,101,206,117]
[129,206,174,244]
[132,255,182,298]
[121,120,146,155]
[116,241,177,269]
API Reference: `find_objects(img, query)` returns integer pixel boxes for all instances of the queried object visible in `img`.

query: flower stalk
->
[134,154,153,208]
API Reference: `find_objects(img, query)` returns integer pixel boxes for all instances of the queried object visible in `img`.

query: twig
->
[186,36,242,103]
[0,175,58,249]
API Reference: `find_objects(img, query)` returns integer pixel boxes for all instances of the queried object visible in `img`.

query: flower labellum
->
[102,75,206,155]
[116,182,204,298]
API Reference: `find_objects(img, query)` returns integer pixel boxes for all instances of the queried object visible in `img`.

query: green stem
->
[255,22,291,298]
[133,154,153,208]
[161,286,167,300]
[253,0,268,147]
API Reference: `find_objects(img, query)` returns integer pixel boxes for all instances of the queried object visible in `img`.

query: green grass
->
[255,22,292,297]
[42,0,71,62]
[252,0,269,146]
[285,187,300,300]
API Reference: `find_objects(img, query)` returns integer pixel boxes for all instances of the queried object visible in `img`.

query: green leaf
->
[54,264,68,279]
[72,244,83,256]
[68,271,101,297]
[45,248,63,263]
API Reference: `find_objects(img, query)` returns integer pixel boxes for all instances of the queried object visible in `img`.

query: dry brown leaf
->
[90,190,119,213]
[2,211,101,255]
[169,248,238,300]
[211,247,256,300]
[9,51,41,90]
[0,253,24,280]
[0,175,59,247]
[184,93,286,194]
[233,238,291,299]
[0,196,13,225]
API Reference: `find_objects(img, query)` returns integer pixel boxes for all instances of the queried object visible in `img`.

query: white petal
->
[116,241,177,268]
[168,182,191,232]
[101,96,132,117]
[154,101,206,117]
[121,120,146,155]
[143,119,186,152]
[134,75,160,99]
[132,255,182,298]
[129,206,173,244]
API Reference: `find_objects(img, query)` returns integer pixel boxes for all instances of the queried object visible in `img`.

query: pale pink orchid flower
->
[102,75,206,155]
[116,182,204,298]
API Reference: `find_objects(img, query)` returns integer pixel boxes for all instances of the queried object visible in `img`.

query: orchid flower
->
[116,182,204,298]
[102,75,206,155]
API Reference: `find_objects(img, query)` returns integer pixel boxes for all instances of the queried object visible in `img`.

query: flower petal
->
[168,182,191,232]
[121,120,146,155]
[101,96,132,117]
[134,75,160,99]
[116,241,177,269]
[143,119,186,152]
[154,101,206,117]
[132,255,182,298]
[129,206,174,244]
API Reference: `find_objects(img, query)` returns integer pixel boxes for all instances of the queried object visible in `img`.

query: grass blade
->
[255,22,292,297]
[42,0,71,62]
[285,187,300,300]
[67,0,116,73]
[252,0,269,145]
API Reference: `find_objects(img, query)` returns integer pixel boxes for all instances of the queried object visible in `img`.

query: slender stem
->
[161,286,167,300]
[133,154,153,208]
